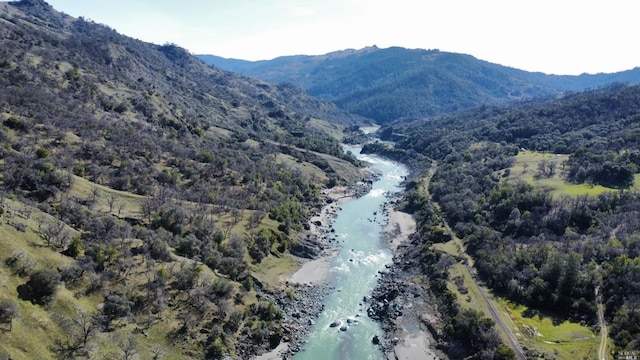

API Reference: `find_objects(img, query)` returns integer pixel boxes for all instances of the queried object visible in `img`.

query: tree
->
[38,217,71,249]
[248,230,272,263]
[107,192,119,213]
[218,235,247,281]
[17,268,61,304]
[6,249,36,277]
[224,309,244,334]
[452,308,500,355]
[206,337,226,359]
[0,299,20,331]
[88,186,101,209]
[63,236,83,259]
[494,343,517,360]
[101,292,132,329]
[53,310,97,358]
[535,159,556,178]
[114,334,138,360]
[247,210,265,229]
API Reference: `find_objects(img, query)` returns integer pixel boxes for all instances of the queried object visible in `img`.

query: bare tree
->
[177,311,195,333]
[53,309,97,358]
[117,202,125,217]
[73,310,97,350]
[6,249,36,277]
[0,299,19,331]
[150,346,165,360]
[248,210,265,229]
[107,192,119,213]
[141,196,158,223]
[113,334,138,360]
[89,186,102,209]
[536,159,557,179]
[231,208,244,225]
[38,217,71,248]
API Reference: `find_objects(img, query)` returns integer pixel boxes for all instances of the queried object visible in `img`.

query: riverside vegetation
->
[1,0,640,359]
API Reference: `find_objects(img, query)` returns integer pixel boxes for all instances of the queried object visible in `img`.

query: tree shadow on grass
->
[522,307,566,326]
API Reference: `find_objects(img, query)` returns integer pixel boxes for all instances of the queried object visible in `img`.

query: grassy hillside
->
[0,1,368,358]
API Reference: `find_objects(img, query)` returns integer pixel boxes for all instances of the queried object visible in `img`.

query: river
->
[292,145,408,360]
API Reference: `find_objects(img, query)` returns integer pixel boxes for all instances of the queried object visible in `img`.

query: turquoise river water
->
[293,145,408,360]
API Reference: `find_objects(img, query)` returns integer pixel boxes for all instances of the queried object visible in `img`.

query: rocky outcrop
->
[368,236,448,359]
[290,235,326,259]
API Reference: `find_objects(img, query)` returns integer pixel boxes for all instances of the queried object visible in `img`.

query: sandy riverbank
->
[384,206,416,252]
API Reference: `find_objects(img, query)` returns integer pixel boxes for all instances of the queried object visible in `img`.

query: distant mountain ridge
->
[197,47,640,123]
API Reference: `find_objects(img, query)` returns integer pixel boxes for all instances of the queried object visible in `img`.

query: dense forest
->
[0,1,366,359]
[371,84,640,354]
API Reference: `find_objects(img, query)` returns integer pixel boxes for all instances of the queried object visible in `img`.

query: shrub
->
[63,237,83,259]
[35,148,49,159]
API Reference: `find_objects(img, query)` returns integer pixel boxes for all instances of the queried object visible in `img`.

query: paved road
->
[468,265,527,360]
[597,287,608,360]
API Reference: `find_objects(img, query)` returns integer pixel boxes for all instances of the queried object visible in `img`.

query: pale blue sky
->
[39,0,639,75]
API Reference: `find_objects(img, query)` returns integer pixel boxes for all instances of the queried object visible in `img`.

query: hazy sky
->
[42,0,638,75]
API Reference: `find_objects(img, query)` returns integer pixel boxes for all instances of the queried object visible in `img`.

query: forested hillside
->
[370,84,640,355]
[0,1,367,358]
[198,47,640,124]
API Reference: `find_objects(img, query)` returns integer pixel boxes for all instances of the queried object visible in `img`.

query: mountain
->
[198,46,640,123]
[0,1,366,358]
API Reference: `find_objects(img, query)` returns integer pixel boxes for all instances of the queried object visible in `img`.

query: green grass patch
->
[207,125,232,139]
[447,263,491,316]
[537,178,613,197]
[307,118,344,141]
[275,153,328,183]
[0,200,93,360]
[507,151,618,198]
[249,254,298,288]
[496,299,598,360]
[0,299,66,360]
[69,175,144,218]
[0,198,74,266]
[62,131,82,144]
[245,138,260,147]
[431,240,460,257]
[320,153,365,184]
